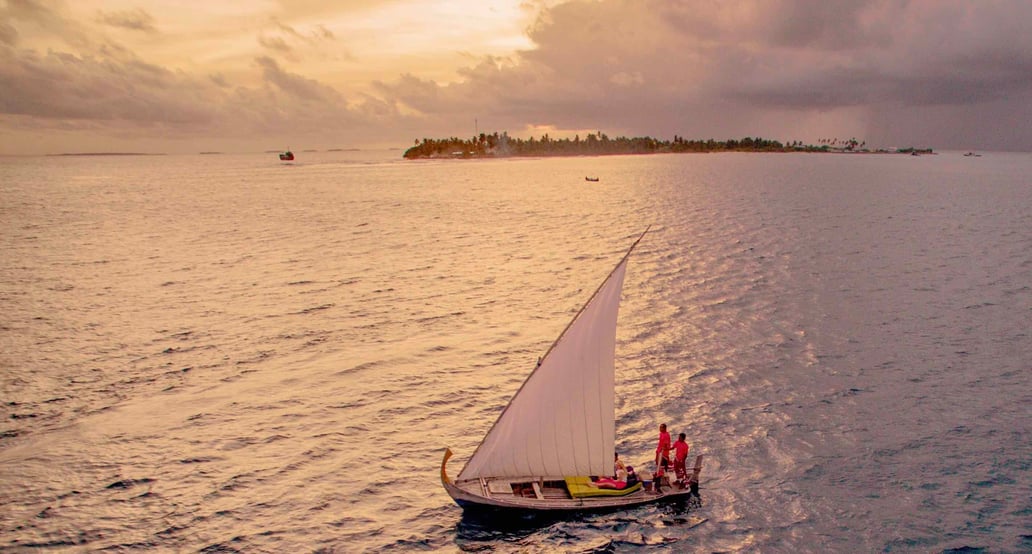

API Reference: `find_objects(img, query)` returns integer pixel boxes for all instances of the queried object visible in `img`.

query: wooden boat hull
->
[444,479,697,513]
[441,449,701,513]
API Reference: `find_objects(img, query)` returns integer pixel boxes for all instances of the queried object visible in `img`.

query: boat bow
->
[441,448,453,485]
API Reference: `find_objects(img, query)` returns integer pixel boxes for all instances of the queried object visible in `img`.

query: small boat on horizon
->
[441,227,704,513]
[279,149,295,161]
[585,176,600,182]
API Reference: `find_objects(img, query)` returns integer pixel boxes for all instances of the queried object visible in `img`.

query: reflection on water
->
[454,494,704,550]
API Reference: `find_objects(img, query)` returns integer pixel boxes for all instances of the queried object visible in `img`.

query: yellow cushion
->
[565,476,642,498]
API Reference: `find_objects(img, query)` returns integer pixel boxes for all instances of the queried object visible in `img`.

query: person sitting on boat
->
[591,466,628,489]
[614,451,626,478]
[625,466,639,487]
[655,423,672,467]
[673,432,690,487]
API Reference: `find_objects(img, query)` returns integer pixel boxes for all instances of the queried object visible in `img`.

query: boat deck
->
[447,477,698,511]
[444,456,703,512]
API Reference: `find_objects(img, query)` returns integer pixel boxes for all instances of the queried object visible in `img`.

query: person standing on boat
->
[654,423,672,467]
[673,433,690,486]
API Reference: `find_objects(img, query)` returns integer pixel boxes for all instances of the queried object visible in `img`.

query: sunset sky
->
[2,0,1031,155]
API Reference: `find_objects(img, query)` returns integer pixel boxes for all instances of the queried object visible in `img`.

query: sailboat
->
[279,149,294,161]
[441,228,703,512]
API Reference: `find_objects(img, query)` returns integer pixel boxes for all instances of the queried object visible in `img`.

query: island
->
[403,132,933,159]
[50,152,165,157]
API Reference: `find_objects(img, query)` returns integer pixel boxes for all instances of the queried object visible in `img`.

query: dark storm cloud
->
[526,0,1032,109]
[761,0,882,50]
[96,8,158,33]
[372,0,1032,149]
[376,1,708,133]
[717,1,1032,110]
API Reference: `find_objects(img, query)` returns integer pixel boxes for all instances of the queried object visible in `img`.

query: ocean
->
[1,149,1029,552]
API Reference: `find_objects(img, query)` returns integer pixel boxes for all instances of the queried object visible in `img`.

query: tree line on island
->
[403,131,932,159]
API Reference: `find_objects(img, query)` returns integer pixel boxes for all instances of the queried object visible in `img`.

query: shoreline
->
[402,133,934,160]
[48,152,166,157]
[404,148,937,160]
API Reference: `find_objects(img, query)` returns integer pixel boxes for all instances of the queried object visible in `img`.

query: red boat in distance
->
[279,149,294,161]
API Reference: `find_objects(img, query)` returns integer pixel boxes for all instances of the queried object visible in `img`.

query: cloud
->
[258,34,293,54]
[313,24,334,40]
[609,71,642,87]
[716,1,1032,110]
[0,20,17,46]
[254,55,340,102]
[208,72,230,88]
[3,0,84,48]
[369,0,1032,149]
[256,18,340,60]
[0,47,216,124]
[760,0,882,50]
[1,0,1030,153]
[0,46,398,151]
[96,8,158,33]
[0,1,369,139]
[4,0,56,23]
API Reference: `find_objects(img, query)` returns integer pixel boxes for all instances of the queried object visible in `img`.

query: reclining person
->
[592,466,628,489]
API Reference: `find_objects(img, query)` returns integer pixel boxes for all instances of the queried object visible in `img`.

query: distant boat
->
[585,177,600,182]
[279,149,295,161]
[964,152,981,157]
[441,227,704,513]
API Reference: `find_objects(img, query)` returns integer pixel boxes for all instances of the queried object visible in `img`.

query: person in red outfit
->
[654,423,671,467]
[673,432,690,486]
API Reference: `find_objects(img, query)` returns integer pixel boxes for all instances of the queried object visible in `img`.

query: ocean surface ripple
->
[1,150,1030,552]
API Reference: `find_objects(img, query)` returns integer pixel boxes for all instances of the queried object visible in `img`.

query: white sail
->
[458,258,627,480]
